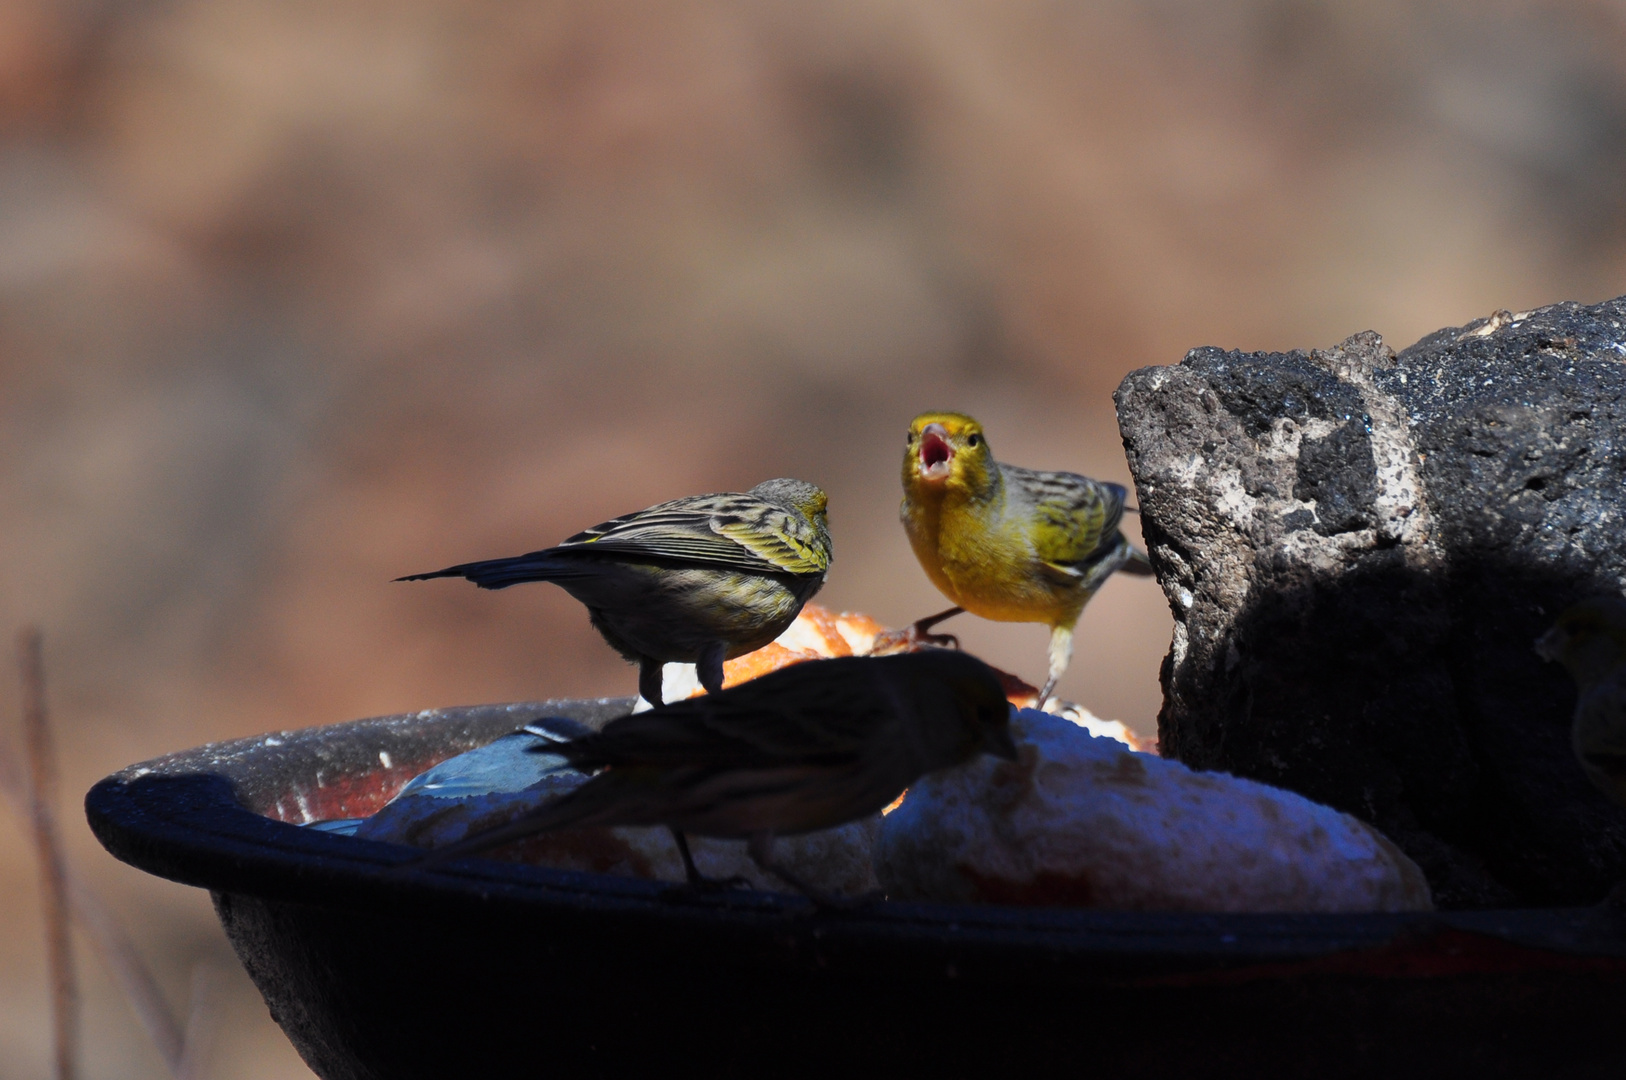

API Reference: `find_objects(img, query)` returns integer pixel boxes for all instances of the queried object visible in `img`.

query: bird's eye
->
[905,431,913,444]
[967,433,982,447]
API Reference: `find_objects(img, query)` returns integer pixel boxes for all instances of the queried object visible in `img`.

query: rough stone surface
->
[1115,298,1626,908]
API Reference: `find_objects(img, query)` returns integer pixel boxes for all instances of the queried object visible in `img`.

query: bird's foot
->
[657,873,756,907]
[696,641,727,697]
[870,625,959,653]
[667,828,754,895]
[870,607,965,655]
[1035,676,1060,714]
[638,657,666,707]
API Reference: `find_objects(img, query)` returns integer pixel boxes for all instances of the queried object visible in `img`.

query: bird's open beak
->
[1534,626,1566,662]
[919,423,954,482]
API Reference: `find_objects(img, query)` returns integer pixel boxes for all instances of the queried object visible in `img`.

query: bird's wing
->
[1004,467,1127,571]
[560,658,882,772]
[711,503,831,576]
[554,493,829,576]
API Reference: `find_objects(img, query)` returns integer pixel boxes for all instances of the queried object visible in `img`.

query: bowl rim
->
[85,698,1626,981]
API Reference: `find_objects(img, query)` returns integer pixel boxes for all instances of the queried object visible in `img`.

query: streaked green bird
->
[402,650,1019,899]
[399,478,832,705]
[897,411,1153,705]
[1536,596,1626,809]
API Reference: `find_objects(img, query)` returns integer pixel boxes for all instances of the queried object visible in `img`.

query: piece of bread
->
[874,708,1432,912]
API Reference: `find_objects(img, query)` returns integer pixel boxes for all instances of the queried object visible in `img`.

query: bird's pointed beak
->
[919,423,954,482]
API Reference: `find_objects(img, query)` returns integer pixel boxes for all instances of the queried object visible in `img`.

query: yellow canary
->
[1536,597,1626,808]
[403,650,1019,899]
[399,479,832,705]
[897,411,1152,705]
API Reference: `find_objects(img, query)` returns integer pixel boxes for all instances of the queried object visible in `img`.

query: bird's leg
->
[638,657,665,707]
[870,606,965,654]
[747,831,873,910]
[913,606,965,641]
[1038,623,1075,711]
[671,828,704,884]
[696,641,727,696]
[669,829,749,891]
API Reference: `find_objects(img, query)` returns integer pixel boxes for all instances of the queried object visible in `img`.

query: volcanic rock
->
[1115,298,1626,907]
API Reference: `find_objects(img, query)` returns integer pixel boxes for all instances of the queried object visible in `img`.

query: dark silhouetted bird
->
[405,650,1018,898]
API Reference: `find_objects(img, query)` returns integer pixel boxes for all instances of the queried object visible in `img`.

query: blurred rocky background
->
[2,1,1626,1075]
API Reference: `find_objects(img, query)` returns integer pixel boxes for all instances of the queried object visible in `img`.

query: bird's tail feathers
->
[1120,545,1156,577]
[397,783,604,873]
[395,551,569,590]
[395,773,659,874]
[394,566,467,583]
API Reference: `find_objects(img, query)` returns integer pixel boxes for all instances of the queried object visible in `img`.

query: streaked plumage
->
[1536,597,1626,808]
[897,411,1152,705]
[406,650,1019,897]
[399,478,832,704]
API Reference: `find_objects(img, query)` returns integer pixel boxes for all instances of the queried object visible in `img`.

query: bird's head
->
[892,650,1020,766]
[752,477,829,530]
[1536,596,1626,688]
[904,412,996,495]
[967,691,1020,763]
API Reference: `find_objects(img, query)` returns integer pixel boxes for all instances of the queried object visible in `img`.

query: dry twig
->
[176,962,228,1080]
[1,629,190,1076]
[19,627,77,1080]
[68,880,186,1070]
[0,764,189,1070]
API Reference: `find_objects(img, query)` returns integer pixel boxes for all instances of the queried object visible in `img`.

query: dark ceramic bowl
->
[87,700,1626,1080]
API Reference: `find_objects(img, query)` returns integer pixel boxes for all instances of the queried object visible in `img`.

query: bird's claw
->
[661,873,754,902]
[869,607,966,655]
[871,627,960,654]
